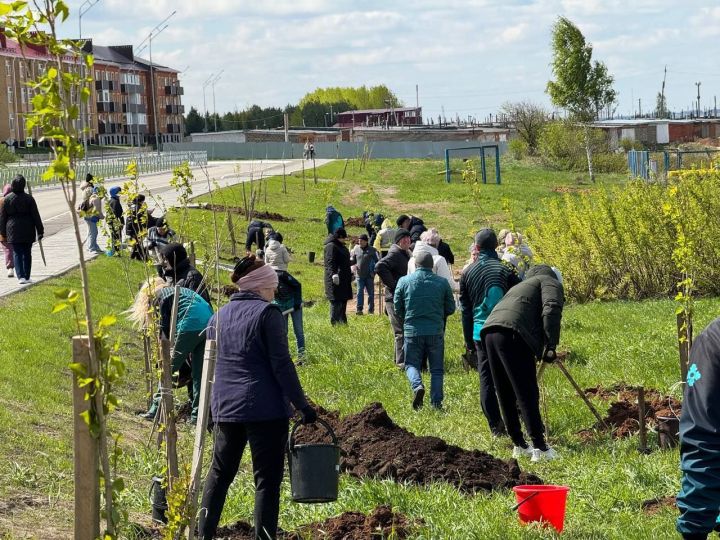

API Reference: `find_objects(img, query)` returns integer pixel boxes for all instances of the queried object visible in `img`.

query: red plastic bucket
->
[513,484,570,533]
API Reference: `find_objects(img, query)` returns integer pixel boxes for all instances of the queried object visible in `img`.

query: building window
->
[21,87,26,104]
[5,60,10,76]
[18,63,23,79]
[7,86,12,104]
[9,113,14,131]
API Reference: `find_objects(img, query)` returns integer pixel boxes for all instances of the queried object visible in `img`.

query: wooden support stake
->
[226,211,237,258]
[189,241,196,268]
[342,158,349,180]
[313,158,318,185]
[142,335,153,408]
[677,311,693,382]
[72,336,100,540]
[302,160,306,191]
[282,163,287,194]
[160,338,179,487]
[638,386,648,454]
[186,339,217,540]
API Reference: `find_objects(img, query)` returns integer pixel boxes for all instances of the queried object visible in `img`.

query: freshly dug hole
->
[642,496,677,514]
[215,505,418,539]
[295,402,541,493]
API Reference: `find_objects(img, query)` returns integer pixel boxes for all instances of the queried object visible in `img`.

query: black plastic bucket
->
[308,251,316,263]
[149,475,168,524]
[287,419,340,503]
[657,415,680,449]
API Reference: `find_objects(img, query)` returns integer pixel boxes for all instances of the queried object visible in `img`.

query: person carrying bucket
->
[481,264,564,462]
[199,255,317,540]
[676,316,720,540]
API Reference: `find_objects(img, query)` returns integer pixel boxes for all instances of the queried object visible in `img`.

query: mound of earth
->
[580,389,681,439]
[642,496,677,514]
[344,216,366,227]
[584,383,664,402]
[190,203,291,222]
[295,402,541,493]
[215,505,417,539]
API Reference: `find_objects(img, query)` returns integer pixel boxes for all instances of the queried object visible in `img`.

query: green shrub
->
[528,167,720,301]
[538,121,620,173]
[0,145,18,164]
[591,151,628,174]
[619,138,643,152]
[508,138,529,160]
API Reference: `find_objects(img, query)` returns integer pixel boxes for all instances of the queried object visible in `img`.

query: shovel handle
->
[289,417,337,450]
[511,491,539,512]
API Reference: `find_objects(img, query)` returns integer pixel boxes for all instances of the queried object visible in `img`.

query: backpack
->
[77,199,91,213]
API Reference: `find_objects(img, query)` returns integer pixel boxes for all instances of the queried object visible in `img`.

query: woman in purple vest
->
[199,255,317,540]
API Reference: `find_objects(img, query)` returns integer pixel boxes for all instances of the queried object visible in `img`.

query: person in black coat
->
[375,229,412,366]
[245,220,273,253]
[0,175,44,283]
[437,239,455,266]
[126,194,149,260]
[323,227,352,325]
[159,242,211,303]
[107,186,124,255]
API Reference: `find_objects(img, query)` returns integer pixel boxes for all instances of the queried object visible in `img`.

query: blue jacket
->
[394,267,455,337]
[677,317,720,536]
[207,290,309,423]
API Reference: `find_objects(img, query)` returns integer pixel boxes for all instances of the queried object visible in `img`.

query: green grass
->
[0,159,695,539]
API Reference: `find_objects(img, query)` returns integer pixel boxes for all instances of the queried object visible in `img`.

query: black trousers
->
[199,419,289,540]
[484,328,547,450]
[330,300,348,325]
[474,340,505,434]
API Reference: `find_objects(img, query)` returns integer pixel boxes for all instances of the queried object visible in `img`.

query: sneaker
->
[396,362,405,371]
[412,386,425,410]
[512,445,534,459]
[7,268,13,277]
[17,278,27,284]
[355,312,363,316]
[531,447,559,462]
[24,278,32,284]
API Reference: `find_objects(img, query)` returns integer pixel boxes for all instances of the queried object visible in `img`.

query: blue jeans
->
[85,218,100,251]
[285,308,306,356]
[11,242,32,280]
[356,276,375,313]
[404,334,445,405]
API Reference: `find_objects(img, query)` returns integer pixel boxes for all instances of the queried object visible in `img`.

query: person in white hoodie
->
[407,228,459,292]
[264,232,291,271]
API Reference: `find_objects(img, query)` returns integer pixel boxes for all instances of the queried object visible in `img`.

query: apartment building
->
[0,33,184,147]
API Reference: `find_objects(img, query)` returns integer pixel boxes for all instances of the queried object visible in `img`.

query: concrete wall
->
[164,140,508,160]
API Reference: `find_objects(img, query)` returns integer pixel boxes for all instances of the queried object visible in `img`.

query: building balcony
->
[124,124,148,135]
[166,123,182,134]
[165,104,185,114]
[122,103,146,113]
[121,83,142,94]
[96,101,118,113]
[98,122,123,135]
[164,85,184,96]
[95,80,115,91]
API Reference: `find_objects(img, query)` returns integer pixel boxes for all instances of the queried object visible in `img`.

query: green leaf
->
[68,362,87,377]
[47,67,57,79]
[97,314,117,329]
[0,4,13,16]
[51,302,69,314]
[79,409,91,426]
[111,477,125,492]
[53,287,71,299]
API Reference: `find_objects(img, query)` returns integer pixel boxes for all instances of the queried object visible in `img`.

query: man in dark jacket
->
[375,229,412,366]
[677,317,720,539]
[0,174,44,284]
[350,233,379,315]
[481,264,564,462]
[459,228,520,436]
[395,251,456,409]
[323,227,352,325]
[396,214,427,244]
[106,186,124,255]
[437,239,455,266]
[245,220,273,253]
[160,243,211,303]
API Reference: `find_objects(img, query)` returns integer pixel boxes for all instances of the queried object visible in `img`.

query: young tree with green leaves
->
[500,101,549,155]
[546,17,616,182]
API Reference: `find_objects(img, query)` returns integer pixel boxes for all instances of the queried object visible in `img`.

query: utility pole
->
[696,81,702,118]
[202,73,213,132]
[416,84,419,109]
[210,70,224,132]
[660,65,667,118]
[638,98,642,118]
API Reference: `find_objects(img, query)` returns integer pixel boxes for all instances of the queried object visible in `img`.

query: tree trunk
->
[583,123,595,183]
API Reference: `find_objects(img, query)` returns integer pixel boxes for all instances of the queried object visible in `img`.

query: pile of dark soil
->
[580,384,681,439]
[344,216,365,227]
[642,496,677,514]
[215,505,417,539]
[295,402,541,493]
[190,203,291,222]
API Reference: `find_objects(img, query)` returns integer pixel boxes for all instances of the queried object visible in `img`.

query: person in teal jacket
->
[128,278,214,424]
[677,317,720,539]
[394,251,455,410]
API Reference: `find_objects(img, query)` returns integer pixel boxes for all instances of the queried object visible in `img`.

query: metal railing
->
[0,151,208,187]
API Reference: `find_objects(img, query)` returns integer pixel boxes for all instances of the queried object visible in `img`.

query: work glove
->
[542,347,557,364]
[332,274,340,285]
[300,405,317,424]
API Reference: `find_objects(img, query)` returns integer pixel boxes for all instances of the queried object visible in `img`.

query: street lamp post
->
[202,73,214,132]
[137,10,176,157]
[79,0,101,175]
[210,70,223,132]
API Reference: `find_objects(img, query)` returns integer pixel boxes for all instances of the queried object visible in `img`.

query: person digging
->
[394,251,455,410]
[480,264,564,462]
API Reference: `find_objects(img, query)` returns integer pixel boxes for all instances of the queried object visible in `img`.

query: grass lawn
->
[0,158,699,539]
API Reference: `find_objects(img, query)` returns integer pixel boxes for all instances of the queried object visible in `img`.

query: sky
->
[60,0,720,121]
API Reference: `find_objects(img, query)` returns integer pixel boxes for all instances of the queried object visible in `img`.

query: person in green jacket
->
[481,265,564,462]
[394,251,456,410]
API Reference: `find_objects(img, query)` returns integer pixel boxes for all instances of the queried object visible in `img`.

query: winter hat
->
[474,228,498,251]
[231,255,278,291]
[396,214,410,228]
[155,217,167,228]
[86,173,94,183]
[334,227,348,239]
[109,186,121,197]
[11,174,26,193]
[159,243,187,269]
[359,233,369,241]
[414,251,434,269]
[394,229,411,243]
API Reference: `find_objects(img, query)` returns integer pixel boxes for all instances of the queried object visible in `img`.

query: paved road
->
[0,158,332,297]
